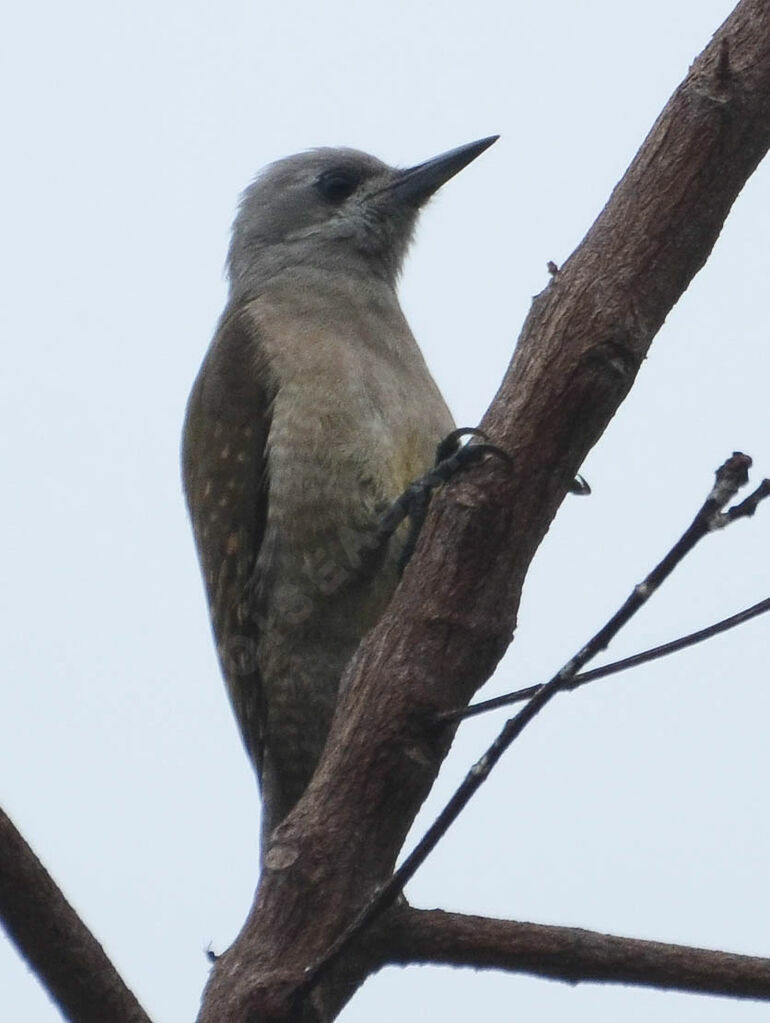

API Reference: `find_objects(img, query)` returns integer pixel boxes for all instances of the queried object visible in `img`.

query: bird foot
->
[364,428,588,577]
[378,427,512,574]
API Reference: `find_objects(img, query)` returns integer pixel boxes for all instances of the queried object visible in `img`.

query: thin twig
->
[444,595,770,722]
[299,453,769,998]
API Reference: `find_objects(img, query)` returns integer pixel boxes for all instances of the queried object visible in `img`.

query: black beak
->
[383,135,499,205]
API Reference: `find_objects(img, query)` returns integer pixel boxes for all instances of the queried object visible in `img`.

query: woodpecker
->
[182,137,498,848]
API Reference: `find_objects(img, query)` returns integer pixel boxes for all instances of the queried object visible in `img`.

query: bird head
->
[227,137,498,294]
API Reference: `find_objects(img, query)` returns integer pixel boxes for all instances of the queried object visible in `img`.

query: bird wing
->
[182,305,276,778]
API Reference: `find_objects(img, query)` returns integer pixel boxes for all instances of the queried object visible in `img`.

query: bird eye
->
[315,169,359,203]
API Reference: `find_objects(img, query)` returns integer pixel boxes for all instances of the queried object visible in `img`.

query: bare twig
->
[445,595,770,722]
[300,453,769,997]
[0,807,153,1023]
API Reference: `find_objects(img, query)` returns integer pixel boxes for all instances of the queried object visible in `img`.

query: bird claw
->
[569,473,591,496]
[375,428,587,575]
[434,426,488,463]
[388,427,512,573]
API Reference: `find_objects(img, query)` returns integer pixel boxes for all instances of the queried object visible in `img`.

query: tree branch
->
[197,3,770,1020]
[297,454,768,996]
[389,907,770,1002]
[0,807,152,1023]
[449,594,770,721]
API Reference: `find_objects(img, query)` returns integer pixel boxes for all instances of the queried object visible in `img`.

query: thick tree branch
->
[0,808,152,1023]
[389,908,770,1001]
[197,3,770,1020]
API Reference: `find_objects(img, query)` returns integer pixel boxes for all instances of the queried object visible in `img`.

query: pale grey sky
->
[2,2,769,1020]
